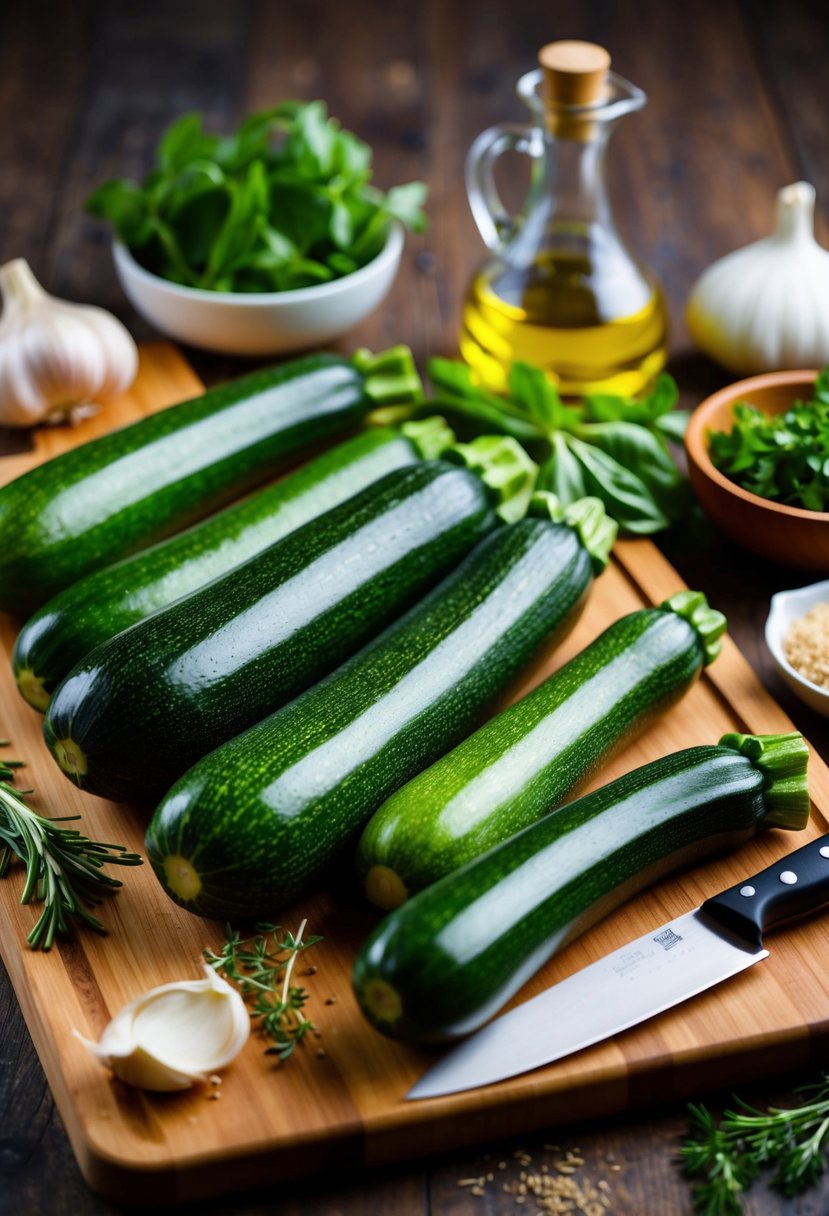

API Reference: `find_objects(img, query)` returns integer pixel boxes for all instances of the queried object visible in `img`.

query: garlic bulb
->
[74,967,249,1092]
[0,258,138,427]
[686,182,829,375]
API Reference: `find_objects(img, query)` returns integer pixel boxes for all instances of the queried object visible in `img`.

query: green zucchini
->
[0,346,421,616]
[144,501,616,920]
[356,587,728,908]
[12,417,454,712]
[352,731,810,1043]
[43,440,536,803]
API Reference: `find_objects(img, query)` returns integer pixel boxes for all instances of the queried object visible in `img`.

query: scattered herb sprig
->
[681,1076,829,1214]
[0,742,142,951]
[708,367,829,512]
[86,102,427,294]
[389,359,691,535]
[205,919,323,1062]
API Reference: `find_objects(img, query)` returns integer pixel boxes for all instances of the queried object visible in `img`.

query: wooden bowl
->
[685,369,829,571]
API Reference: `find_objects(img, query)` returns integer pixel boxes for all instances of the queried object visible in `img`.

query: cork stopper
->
[539,41,611,107]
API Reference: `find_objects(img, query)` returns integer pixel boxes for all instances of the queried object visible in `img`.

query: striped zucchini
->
[43,440,537,803]
[0,347,420,615]
[12,417,453,712]
[352,732,810,1043]
[144,501,616,919]
[356,589,727,908]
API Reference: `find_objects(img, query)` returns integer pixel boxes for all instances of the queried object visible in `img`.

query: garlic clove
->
[686,182,829,375]
[0,258,138,428]
[75,966,250,1092]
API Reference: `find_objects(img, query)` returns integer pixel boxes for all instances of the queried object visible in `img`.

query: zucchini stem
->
[352,346,423,406]
[662,590,727,667]
[719,731,811,830]
[445,435,538,524]
[528,489,617,573]
[400,415,456,461]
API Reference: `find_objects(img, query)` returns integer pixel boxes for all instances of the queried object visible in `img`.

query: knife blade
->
[407,832,829,1100]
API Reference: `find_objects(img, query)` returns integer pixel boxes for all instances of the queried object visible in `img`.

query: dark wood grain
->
[3,1,829,1213]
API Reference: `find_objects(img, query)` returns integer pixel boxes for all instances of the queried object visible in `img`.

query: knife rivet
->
[820,847,829,859]
[779,871,798,885]
[739,885,756,897]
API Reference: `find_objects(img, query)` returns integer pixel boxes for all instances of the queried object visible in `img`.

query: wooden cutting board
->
[2,343,829,1204]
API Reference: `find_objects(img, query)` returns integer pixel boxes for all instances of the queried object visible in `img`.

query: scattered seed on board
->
[456,1143,615,1213]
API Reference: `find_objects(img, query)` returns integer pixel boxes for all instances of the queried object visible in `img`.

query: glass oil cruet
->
[460,40,668,397]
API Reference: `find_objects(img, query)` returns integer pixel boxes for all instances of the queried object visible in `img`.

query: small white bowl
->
[112,222,404,356]
[766,580,829,716]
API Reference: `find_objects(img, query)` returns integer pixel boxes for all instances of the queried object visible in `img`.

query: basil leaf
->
[537,433,588,503]
[200,160,269,288]
[655,410,692,443]
[583,373,679,427]
[540,434,671,534]
[382,182,428,232]
[85,180,153,247]
[508,362,562,428]
[578,420,689,520]
[157,113,217,173]
[86,102,428,293]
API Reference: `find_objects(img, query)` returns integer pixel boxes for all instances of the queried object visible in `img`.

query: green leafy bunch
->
[0,742,141,951]
[423,360,691,535]
[708,368,829,512]
[681,1078,829,1214]
[86,102,427,293]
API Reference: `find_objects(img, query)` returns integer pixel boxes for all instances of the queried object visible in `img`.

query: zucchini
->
[12,417,453,712]
[0,347,421,616]
[352,732,810,1043]
[43,440,536,803]
[144,501,616,920]
[356,587,728,908]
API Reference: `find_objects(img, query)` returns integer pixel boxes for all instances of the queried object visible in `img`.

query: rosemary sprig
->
[204,919,323,1061]
[0,745,142,951]
[681,1075,829,1214]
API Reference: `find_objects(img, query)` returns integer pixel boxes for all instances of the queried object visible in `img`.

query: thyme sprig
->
[0,743,142,950]
[204,919,323,1061]
[681,1075,829,1214]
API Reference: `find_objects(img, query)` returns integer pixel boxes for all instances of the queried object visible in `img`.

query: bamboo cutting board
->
[2,343,829,1204]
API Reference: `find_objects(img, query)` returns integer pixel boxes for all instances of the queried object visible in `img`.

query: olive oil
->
[460,255,669,397]
[462,41,668,399]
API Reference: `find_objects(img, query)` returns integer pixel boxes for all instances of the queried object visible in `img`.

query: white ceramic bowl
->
[112,222,404,356]
[765,579,829,716]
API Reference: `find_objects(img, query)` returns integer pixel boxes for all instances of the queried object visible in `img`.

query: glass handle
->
[465,123,540,251]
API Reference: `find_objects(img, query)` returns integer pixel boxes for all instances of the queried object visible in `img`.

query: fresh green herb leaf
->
[157,112,217,174]
[708,373,829,512]
[655,409,692,443]
[382,181,429,232]
[418,359,687,535]
[575,420,690,523]
[0,743,142,951]
[205,919,323,1062]
[680,1076,829,1213]
[87,101,427,293]
[546,433,673,534]
[86,180,153,247]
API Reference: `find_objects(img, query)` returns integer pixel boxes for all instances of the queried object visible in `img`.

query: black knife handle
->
[701,833,829,949]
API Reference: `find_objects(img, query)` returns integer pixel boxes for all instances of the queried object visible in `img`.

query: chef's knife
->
[407,833,829,1100]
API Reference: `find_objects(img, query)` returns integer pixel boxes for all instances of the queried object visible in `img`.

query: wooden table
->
[2,1,829,1211]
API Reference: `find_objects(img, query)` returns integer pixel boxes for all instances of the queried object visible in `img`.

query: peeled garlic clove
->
[686,182,829,375]
[75,966,249,1092]
[0,258,138,428]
